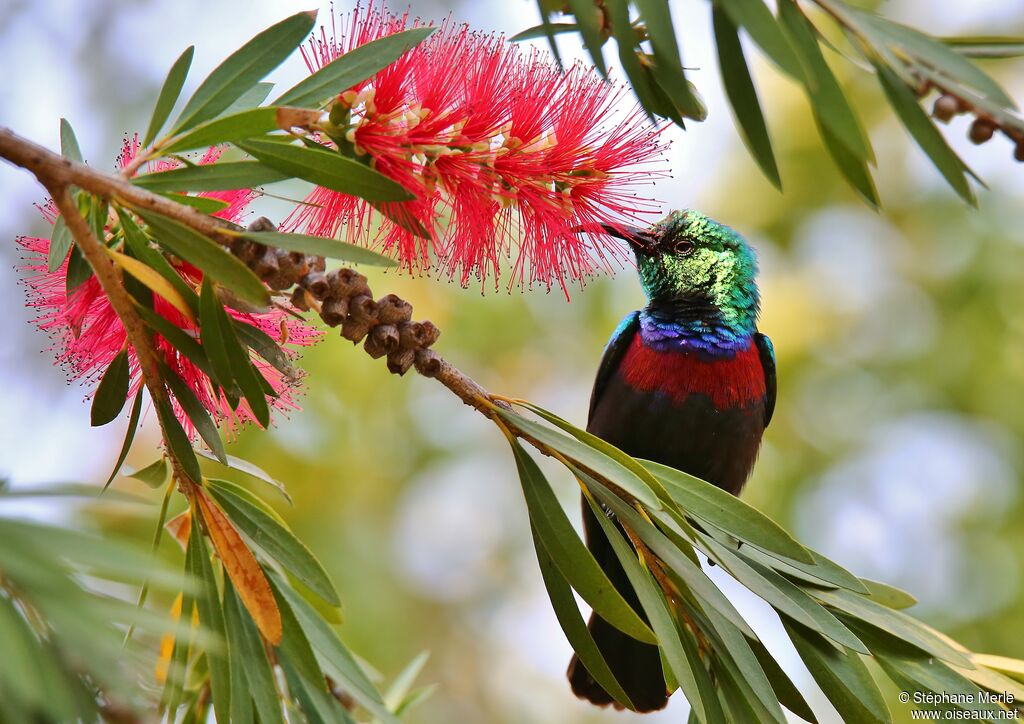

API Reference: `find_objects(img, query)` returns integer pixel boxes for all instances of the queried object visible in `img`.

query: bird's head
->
[598,210,760,331]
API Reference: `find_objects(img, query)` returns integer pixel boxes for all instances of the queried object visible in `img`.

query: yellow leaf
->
[106,248,196,324]
[155,592,184,684]
[194,486,282,644]
[975,654,1024,681]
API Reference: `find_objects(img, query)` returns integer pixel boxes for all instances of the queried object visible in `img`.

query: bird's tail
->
[567,496,669,712]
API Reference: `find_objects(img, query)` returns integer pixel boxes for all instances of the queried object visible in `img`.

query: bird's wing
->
[755,332,777,427]
[588,312,640,424]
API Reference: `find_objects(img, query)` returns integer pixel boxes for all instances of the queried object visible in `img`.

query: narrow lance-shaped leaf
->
[163,107,281,153]
[117,208,200,315]
[778,0,874,163]
[713,6,781,190]
[716,0,802,79]
[530,523,635,711]
[161,363,227,463]
[508,440,656,645]
[136,209,269,308]
[194,448,291,503]
[132,161,288,193]
[274,27,436,107]
[509,22,579,43]
[274,578,398,724]
[564,0,608,77]
[199,278,241,406]
[103,389,144,490]
[59,118,84,162]
[145,46,195,146]
[873,60,975,204]
[207,480,340,607]
[194,486,282,644]
[581,489,721,723]
[236,138,415,202]
[223,578,285,724]
[47,216,72,273]
[155,396,202,483]
[242,230,398,266]
[641,459,813,563]
[108,249,195,323]
[782,618,888,720]
[748,639,819,723]
[65,245,93,292]
[189,525,231,724]
[173,11,317,133]
[158,193,230,214]
[91,349,130,426]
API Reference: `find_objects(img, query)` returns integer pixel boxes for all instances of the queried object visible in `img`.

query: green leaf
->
[748,639,818,723]
[91,349,130,426]
[509,441,656,645]
[117,208,200,315]
[717,0,802,78]
[223,579,285,724]
[820,122,879,207]
[785,620,889,724]
[860,626,1002,717]
[231,319,295,378]
[65,245,93,292]
[145,46,195,146]
[858,578,918,610]
[161,554,197,715]
[605,0,678,123]
[59,118,83,163]
[133,161,289,192]
[164,107,280,153]
[815,587,972,667]
[779,0,873,162]
[162,362,227,464]
[189,529,231,724]
[738,543,869,594]
[854,10,1016,108]
[275,578,398,724]
[565,0,608,76]
[157,193,231,214]
[509,22,579,43]
[582,491,721,722]
[173,11,317,133]
[127,458,170,488]
[194,448,291,503]
[641,459,813,564]
[274,27,436,107]
[236,138,415,202]
[137,209,269,307]
[241,230,398,266]
[941,35,1024,59]
[47,216,73,272]
[135,305,213,379]
[497,408,661,510]
[155,396,201,483]
[220,81,275,117]
[103,390,144,489]
[701,534,867,653]
[203,279,271,427]
[267,577,325,685]
[281,658,356,724]
[199,278,241,407]
[207,481,340,607]
[713,5,781,190]
[873,61,975,204]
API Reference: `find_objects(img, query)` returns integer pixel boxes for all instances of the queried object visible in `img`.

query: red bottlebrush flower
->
[282,5,667,296]
[17,140,321,439]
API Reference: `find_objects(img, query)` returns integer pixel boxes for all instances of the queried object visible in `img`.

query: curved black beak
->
[578,223,657,253]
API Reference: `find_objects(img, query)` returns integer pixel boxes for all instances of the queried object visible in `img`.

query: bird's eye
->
[673,238,695,256]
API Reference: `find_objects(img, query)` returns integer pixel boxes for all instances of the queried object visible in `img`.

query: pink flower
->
[282,4,667,295]
[17,139,321,438]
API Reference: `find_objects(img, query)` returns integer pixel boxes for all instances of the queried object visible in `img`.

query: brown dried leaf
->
[194,486,283,644]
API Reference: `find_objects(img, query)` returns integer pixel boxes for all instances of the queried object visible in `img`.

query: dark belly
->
[587,374,767,495]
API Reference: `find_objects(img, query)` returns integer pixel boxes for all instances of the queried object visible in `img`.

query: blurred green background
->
[1,1,1023,722]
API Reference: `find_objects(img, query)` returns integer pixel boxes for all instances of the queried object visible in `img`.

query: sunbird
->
[569,210,776,712]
